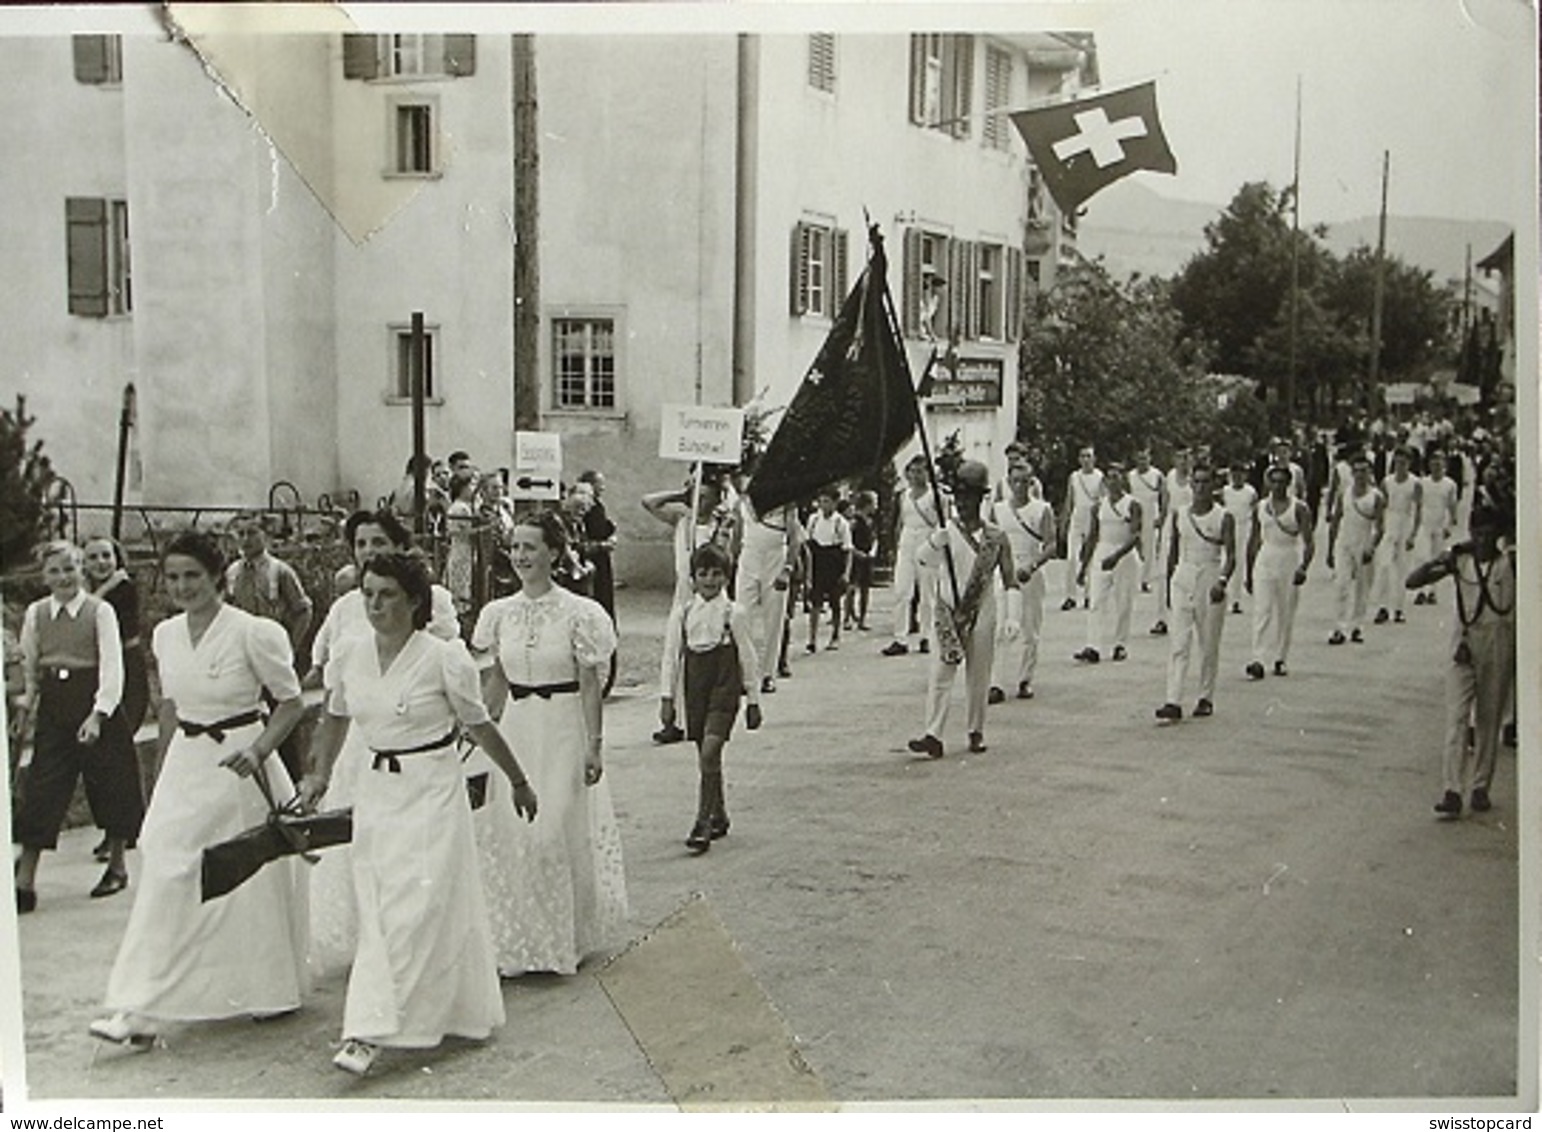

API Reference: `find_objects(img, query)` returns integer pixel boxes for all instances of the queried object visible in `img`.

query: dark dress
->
[581,500,618,620]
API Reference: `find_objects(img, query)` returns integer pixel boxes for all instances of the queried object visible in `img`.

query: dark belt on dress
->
[508,681,580,700]
[178,710,264,744]
[40,665,96,684]
[370,728,457,773]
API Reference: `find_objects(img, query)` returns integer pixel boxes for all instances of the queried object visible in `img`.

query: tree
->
[1320,246,1453,379]
[0,396,59,572]
[1019,262,1233,506]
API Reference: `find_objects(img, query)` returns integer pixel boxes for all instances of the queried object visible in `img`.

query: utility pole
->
[1366,149,1389,410]
[512,34,541,432]
[410,310,427,533]
[1286,76,1301,421]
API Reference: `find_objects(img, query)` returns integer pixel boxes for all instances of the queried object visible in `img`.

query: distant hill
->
[1078,180,1512,287]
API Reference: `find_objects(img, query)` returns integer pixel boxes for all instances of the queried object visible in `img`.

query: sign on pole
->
[510,430,563,501]
[658,404,745,464]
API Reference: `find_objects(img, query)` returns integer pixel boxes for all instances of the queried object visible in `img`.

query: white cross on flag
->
[1010,81,1177,215]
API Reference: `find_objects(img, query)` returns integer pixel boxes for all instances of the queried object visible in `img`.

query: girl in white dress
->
[91,531,309,1048]
[299,552,537,1075]
[304,509,515,978]
[471,513,628,977]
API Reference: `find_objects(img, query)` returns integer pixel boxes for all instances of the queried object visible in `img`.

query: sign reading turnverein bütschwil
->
[659,404,745,463]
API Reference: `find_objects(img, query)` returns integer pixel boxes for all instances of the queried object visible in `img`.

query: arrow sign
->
[510,431,563,501]
[515,476,557,491]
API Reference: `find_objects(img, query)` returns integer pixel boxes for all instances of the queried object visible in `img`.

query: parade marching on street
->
[14,552,1519,1104]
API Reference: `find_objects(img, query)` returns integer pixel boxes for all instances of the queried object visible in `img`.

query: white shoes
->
[89,1012,155,1049]
[333,1038,378,1075]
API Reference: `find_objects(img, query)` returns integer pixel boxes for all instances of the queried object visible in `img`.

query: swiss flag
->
[1010,81,1177,216]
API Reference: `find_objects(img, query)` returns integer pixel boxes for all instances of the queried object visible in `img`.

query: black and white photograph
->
[0,0,1536,1119]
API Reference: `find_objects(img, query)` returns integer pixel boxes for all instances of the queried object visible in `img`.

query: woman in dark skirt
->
[82,536,149,865]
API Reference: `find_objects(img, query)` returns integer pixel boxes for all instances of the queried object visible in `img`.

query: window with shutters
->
[388,96,438,177]
[808,34,836,93]
[901,226,952,340]
[982,45,1012,150]
[976,243,1003,339]
[65,197,130,318]
[342,33,477,81]
[790,220,848,320]
[553,318,617,411]
[388,323,439,403]
[72,34,122,85]
[908,34,973,138]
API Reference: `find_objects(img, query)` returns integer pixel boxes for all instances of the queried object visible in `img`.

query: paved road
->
[10,566,1526,1108]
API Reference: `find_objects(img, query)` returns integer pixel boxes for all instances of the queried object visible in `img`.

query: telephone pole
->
[512,34,541,432]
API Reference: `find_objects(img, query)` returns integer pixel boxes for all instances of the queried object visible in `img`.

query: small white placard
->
[510,430,563,500]
[658,405,745,463]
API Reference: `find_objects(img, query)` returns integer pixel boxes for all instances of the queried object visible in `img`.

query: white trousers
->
[735,541,788,678]
[1334,542,1374,634]
[1063,508,1094,602]
[1250,569,1301,667]
[1166,563,1224,705]
[1087,548,1138,652]
[1374,518,1416,614]
[1442,619,1515,794]
[925,598,997,740]
[891,530,936,644]
[993,571,1044,690]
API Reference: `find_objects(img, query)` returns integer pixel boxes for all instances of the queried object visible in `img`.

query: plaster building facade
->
[2,27,1093,584]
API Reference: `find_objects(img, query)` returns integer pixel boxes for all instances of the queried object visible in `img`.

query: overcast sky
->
[1086,0,1536,227]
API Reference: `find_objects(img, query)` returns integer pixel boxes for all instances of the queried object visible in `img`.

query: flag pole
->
[872,253,961,611]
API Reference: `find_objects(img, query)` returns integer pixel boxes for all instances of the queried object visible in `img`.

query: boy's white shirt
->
[661,590,762,706]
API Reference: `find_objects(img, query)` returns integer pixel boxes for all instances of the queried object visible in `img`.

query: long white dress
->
[104,604,308,1020]
[325,631,503,1047]
[471,587,628,976]
[305,584,515,977]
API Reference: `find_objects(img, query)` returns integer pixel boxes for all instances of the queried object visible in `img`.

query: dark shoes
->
[761,676,777,694]
[1350,629,1364,644]
[1328,630,1347,645]
[881,641,909,657]
[1061,598,1078,612]
[908,734,944,759]
[686,821,712,853]
[967,732,987,753]
[1111,646,1127,662]
[92,837,111,863]
[1017,683,1034,700]
[1073,647,1100,664]
[918,639,930,654]
[1373,607,1389,624]
[1193,698,1214,718]
[1246,661,1266,680]
[1230,601,1243,614]
[91,867,128,899]
[15,887,36,914]
[652,724,686,745]
[1434,790,1462,818]
[1470,787,1491,813]
[777,662,792,678]
[1150,621,1168,636]
[988,686,1006,705]
[1273,661,1288,677]
[709,814,731,840]
[1393,611,1405,624]
[1155,703,1183,721]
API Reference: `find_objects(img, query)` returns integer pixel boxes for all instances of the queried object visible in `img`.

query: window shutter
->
[946,237,967,341]
[951,35,975,139]
[342,34,381,79]
[442,34,477,77]
[908,36,927,125]
[72,35,111,84]
[832,227,849,314]
[1005,247,1023,342]
[902,227,922,336]
[65,197,109,317]
[790,223,809,316]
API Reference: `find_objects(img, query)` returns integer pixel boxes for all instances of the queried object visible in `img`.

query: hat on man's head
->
[955,460,990,493]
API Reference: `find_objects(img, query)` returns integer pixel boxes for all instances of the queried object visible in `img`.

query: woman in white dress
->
[305,509,519,978]
[90,531,309,1047]
[471,512,628,977]
[299,551,537,1074]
